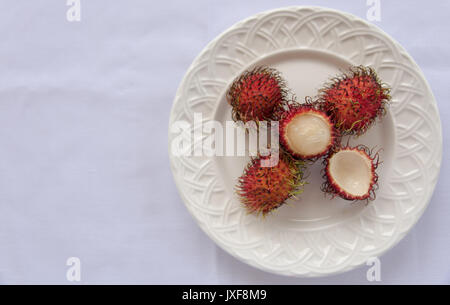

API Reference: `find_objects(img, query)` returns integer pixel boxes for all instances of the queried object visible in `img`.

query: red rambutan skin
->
[279,103,337,160]
[237,153,305,216]
[227,66,287,123]
[319,66,390,135]
[322,145,380,201]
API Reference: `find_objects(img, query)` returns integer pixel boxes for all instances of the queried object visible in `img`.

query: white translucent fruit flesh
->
[329,150,372,197]
[286,112,331,157]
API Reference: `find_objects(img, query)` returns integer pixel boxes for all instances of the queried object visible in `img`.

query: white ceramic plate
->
[168,6,442,277]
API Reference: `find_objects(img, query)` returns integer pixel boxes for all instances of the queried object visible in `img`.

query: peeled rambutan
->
[227,66,287,123]
[319,66,391,135]
[321,145,380,201]
[237,152,306,216]
[278,102,337,160]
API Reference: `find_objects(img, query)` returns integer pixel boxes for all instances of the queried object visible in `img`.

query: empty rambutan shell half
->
[322,145,379,201]
[227,66,287,123]
[237,152,306,216]
[279,104,336,160]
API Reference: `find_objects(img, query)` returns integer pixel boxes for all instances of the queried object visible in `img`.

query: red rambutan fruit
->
[237,152,306,216]
[319,66,391,135]
[227,66,287,123]
[278,102,337,160]
[321,145,380,201]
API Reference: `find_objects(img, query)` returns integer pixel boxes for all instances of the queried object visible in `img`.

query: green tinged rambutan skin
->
[319,66,391,135]
[237,152,306,216]
[227,66,288,123]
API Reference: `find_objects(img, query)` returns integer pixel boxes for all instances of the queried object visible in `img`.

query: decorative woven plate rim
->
[168,6,442,277]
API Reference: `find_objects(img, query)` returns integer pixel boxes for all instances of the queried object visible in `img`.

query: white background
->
[0,0,448,284]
